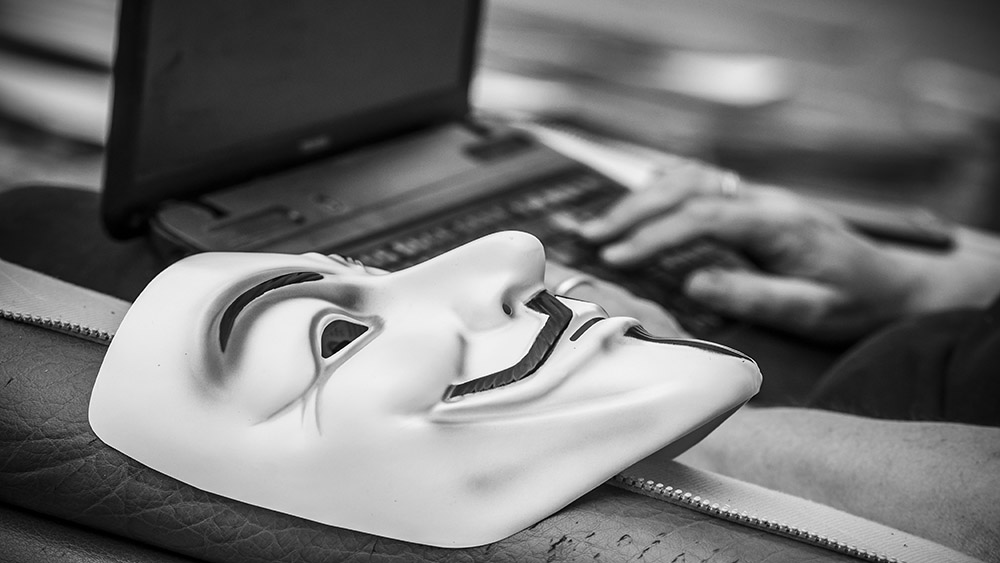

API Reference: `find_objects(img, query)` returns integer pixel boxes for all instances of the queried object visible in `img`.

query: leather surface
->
[0,501,200,563]
[0,319,859,563]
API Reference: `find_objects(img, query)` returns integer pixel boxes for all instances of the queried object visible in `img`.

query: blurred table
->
[1,0,999,230]
[476,0,1000,231]
[0,0,112,192]
[0,115,104,192]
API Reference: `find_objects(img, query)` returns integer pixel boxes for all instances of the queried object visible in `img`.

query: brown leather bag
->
[0,318,857,563]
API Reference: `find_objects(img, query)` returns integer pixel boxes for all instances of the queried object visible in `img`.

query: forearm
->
[678,407,1000,561]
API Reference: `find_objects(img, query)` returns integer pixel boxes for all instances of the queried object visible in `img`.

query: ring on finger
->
[717,170,742,199]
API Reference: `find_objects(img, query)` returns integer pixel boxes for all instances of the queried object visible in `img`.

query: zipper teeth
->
[1,308,113,343]
[613,474,898,563]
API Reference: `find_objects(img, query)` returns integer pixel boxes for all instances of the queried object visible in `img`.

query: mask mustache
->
[624,325,755,363]
[441,291,572,401]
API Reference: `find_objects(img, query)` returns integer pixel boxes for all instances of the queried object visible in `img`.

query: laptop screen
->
[103,0,479,237]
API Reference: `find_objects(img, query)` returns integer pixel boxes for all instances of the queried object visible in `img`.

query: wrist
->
[888,227,1000,316]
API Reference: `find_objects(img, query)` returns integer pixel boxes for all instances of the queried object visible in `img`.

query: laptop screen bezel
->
[101,0,482,238]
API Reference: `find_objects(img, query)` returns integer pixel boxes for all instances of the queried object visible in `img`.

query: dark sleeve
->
[806,293,1000,427]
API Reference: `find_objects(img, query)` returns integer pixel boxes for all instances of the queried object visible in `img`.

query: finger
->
[685,269,840,333]
[625,297,689,337]
[577,161,711,242]
[598,196,783,266]
[543,260,579,291]
[545,259,688,337]
[571,279,689,338]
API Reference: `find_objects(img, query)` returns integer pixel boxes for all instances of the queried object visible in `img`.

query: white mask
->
[89,231,761,547]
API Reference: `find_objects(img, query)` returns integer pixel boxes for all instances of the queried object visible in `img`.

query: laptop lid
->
[102,0,480,238]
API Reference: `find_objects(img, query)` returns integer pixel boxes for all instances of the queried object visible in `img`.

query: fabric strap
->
[613,463,981,563]
[0,257,130,343]
[0,257,983,563]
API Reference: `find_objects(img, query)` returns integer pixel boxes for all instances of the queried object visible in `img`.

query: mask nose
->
[399,232,548,329]
[408,231,544,281]
[455,231,545,274]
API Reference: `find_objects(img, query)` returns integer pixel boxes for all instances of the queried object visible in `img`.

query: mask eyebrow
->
[219,271,323,352]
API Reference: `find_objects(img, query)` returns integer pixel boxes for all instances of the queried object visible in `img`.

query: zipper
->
[612,473,897,563]
[0,307,113,345]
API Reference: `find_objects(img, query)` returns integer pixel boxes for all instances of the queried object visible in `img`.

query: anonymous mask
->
[89,231,761,547]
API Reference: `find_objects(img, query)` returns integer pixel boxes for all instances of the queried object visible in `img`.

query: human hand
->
[573,162,929,342]
[545,260,687,338]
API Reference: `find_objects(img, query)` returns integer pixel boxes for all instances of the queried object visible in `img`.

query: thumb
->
[685,268,841,333]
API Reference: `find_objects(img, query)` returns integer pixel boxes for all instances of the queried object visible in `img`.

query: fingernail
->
[550,212,583,233]
[685,268,725,297]
[600,244,631,264]
[576,220,604,239]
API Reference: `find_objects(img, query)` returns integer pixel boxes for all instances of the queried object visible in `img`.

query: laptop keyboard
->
[343,167,752,337]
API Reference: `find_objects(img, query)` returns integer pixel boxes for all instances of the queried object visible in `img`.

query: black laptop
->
[101,0,760,339]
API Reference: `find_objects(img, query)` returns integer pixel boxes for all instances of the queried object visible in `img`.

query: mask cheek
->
[224,307,319,423]
[328,332,462,419]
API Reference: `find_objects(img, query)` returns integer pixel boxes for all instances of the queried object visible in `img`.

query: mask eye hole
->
[320,319,369,358]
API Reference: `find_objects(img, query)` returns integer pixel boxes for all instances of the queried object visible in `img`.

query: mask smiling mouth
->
[442,291,572,402]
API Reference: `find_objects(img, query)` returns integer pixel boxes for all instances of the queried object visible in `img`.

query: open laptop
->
[102,0,844,400]
[103,0,522,249]
[101,0,843,393]
[102,0,744,325]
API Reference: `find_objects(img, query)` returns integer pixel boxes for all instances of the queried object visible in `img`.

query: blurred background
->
[1,0,999,230]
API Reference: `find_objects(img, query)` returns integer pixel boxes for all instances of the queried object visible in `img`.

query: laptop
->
[103,0,510,248]
[101,0,842,391]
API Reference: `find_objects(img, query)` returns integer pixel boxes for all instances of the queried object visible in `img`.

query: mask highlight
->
[89,231,761,547]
